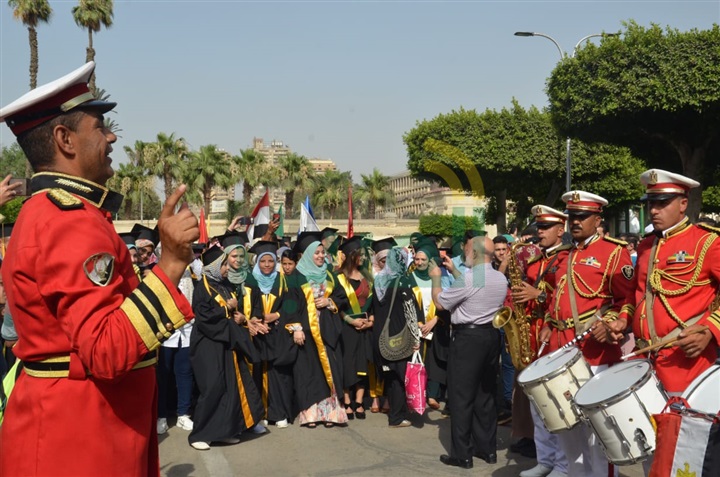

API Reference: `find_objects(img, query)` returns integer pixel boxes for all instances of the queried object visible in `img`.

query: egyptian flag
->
[650,402,720,476]
[198,208,209,244]
[247,190,270,242]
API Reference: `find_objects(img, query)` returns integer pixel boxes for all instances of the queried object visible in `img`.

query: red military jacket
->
[628,218,720,393]
[1,172,194,477]
[524,243,571,356]
[546,234,635,366]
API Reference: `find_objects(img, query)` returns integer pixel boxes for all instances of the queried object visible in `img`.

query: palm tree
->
[182,145,235,215]
[72,0,114,91]
[141,132,190,201]
[279,153,315,216]
[94,87,121,134]
[356,168,394,219]
[314,170,351,220]
[106,161,154,220]
[8,0,52,90]
[233,148,268,208]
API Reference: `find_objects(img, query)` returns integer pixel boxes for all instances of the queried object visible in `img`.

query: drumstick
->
[537,342,547,357]
[544,314,611,359]
[620,326,709,361]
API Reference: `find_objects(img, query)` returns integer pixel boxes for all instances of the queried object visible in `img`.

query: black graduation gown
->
[292,271,348,411]
[188,275,265,444]
[336,274,374,389]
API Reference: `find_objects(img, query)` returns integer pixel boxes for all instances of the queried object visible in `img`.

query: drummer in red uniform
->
[0,62,199,476]
[512,205,571,477]
[538,190,634,477]
[620,169,720,395]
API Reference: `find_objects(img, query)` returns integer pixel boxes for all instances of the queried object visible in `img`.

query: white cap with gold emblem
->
[561,190,608,214]
[531,205,567,224]
[639,169,699,202]
[0,61,115,137]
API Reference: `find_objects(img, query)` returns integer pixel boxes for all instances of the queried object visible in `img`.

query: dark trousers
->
[448,327,500,460]
[267,363,294,423]
[385,366,409,426]
[157,346,193,417]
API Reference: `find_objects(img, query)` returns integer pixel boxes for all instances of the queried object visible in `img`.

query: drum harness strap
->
[639,237,704,351]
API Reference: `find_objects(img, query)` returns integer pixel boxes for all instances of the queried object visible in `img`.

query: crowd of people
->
[1,61,720,477]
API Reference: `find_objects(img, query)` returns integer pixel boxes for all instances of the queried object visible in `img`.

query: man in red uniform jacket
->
[538,191,634,477]
[0,62,199,477]
[512,205,570,477]
[622,169,720,394]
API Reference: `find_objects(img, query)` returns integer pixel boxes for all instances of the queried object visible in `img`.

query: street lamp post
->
[514,31,615,192]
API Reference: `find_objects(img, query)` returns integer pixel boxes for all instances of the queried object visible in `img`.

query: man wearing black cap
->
[0,62,199,476]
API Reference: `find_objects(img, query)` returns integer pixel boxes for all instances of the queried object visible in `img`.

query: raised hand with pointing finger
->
[156,184,200,285]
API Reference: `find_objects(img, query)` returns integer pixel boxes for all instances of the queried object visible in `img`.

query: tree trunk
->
[369,201,376,220]
[243,183,254,211]
[163,172,173,203]
[675,142,706,221]
[87,30,96,91]
[495,189,507,234]
[204,185,212,218]
[285,190,294,217]
[29,27,38,89]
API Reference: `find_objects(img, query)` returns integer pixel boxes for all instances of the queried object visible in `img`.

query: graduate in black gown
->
[336,236,375,420]
[188,246,265,450]
[248,240,296,428]
[290,232,349,428]
[370,247,422,427]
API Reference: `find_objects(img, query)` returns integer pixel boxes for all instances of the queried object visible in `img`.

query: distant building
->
[378,170,487,220]
[308,158,338,174]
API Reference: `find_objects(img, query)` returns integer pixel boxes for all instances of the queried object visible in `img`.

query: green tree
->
[182,145,236,216]
[8,0,52,90]
[234,148,268,208]
[278,153,315,216]
[0,143,28,177]
[93,87,120,135]
[106,161,154,220]
[141,132,189,201]
[418,213,483,238]
[72,0,113,91]
[356,168,394,219]
[314,170,352,220]
[547,21,720,219]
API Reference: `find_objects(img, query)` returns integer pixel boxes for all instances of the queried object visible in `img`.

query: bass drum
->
[681,363,720,414]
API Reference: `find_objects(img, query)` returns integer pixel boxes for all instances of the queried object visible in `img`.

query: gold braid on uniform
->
[650,233,717,328]
[570,246,620,299]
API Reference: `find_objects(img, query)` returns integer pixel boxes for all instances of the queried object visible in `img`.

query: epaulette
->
[46,188,83,210]
[552,243,573,253]
[527,254,543,265]
[603,236,627,246]
[697,223,720,235]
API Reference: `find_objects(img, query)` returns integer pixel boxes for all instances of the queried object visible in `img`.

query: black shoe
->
[497,410,512,425]
[439,454,473,469]
[473,452,497,464]
[354,402,366,420]
[519,443,536,459]
[345,403,355,420]
[441,406,451,417]
[509,437,534,453]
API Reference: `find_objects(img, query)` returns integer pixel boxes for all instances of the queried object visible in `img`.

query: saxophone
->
[492,241,535,370]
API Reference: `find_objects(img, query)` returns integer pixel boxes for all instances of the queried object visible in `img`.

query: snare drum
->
[574,360,667,465]
[517,347,592,432]
[682,364,720,414]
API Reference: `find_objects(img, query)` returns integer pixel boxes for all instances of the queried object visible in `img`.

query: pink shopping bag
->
[405,350,427,414]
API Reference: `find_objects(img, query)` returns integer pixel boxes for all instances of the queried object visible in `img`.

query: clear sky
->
[1,1,718,181]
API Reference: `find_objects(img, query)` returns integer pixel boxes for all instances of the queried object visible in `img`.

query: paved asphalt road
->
[159,409,646,477]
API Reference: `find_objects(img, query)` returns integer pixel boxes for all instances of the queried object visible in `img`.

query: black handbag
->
[378,278,415,361]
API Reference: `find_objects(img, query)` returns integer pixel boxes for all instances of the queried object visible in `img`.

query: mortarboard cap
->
[192,243,207,254]
[131,223,159,247]
[0,62,116,137]
[215,230,248,249]
[294,231,323,254]
[201,245,225,266]
[249,240,278,257]
[119,231,139,249]
[338,236,363,256]
[371,237,397,254]
[321,227,338,240]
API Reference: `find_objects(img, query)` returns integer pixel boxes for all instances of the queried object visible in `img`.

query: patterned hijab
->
[252,252,278,294]
[203,251,226,283]
[296,241,328,284]
[374,247,407,301]
[226,244,249,285]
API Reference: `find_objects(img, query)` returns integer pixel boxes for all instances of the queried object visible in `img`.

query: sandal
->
[304,423,317,429]
[354,401,366,420]
[324,422,335,428]
[344,402,355,420]
[428,398,440,410]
